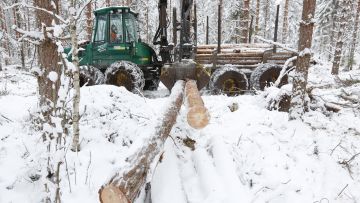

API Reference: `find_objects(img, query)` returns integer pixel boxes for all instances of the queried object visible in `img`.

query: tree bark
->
[255,0,260,35]
[328,0,339,61]
[239,0,250,43]
[282,0,289,43]
[86,2,93,41]
[185,80,210,129]
[263,0,270,38]
[0,6,4,70]
[347,0,360,70]
[34,0,61,116]
[70,1,81,152]
[289,0,316,120]
[99,80,185,203]
[331,0,351,75]
[14,0,26,70]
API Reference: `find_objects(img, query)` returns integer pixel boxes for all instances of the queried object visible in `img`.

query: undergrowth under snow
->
[0,63,360,203]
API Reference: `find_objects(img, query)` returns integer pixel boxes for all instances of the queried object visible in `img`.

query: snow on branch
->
[4,2,68,24]
[11,25,44,42]
[255,36,298,53]
[274,56,297,87]
[74,0,93,21]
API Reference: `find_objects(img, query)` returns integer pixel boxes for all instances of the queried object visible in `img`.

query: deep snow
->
[0,64,360,203]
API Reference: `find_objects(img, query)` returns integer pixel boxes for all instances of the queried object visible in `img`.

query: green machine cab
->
[68,6,161,91]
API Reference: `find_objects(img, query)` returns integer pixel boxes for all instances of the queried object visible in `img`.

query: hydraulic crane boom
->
[153,0,171,63]
[153,0,195,63]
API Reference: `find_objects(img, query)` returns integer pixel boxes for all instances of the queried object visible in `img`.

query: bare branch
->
[255,35,298,53]
[20,37,41,45]
[12,25,44,41]
[75,0,93,22]
[274,56,297,87]
[4,2,68,24]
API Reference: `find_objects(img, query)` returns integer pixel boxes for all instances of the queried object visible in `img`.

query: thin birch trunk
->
[328,0,339,61]
[70,1,81,152]
[282,0,289,43]
[264,0,270,38]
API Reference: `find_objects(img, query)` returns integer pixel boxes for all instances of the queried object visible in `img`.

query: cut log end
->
[99,185,130,203]
[187,106,210,129]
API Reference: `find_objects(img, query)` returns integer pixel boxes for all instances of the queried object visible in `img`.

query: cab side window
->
[124,14,138,43]
[94,15,107,42]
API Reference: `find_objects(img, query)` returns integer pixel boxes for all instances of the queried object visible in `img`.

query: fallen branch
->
[254,36,298,53]
[99,80,185,203]
[1,114,13,123]
[337,184,348,197]
[274,56,297,87]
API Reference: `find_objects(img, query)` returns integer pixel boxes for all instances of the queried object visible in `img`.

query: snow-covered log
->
[185,80,210,129]
[98,80,185,203]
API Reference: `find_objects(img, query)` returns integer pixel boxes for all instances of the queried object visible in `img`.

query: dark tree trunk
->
[289,0,316,120]
[332,0,351,75]
[255,0,260,35]
[86,2,93,41]
[347,0,360,70]
[34,0,61,120]
[240,0,250,43]
[14,0,26,70]
[328,0,339,61]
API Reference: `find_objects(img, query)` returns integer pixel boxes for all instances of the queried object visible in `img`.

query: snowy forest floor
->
[1,63,360,203]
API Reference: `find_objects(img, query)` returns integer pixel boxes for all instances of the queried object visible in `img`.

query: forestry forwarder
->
[67,0,210,93]
[68,1,293,95]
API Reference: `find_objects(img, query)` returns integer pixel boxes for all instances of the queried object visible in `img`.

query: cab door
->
[92,14,110,70]
[108,12,132,62]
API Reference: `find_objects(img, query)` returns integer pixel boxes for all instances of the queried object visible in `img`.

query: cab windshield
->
[93,10,139,44]
[109,12,138,43]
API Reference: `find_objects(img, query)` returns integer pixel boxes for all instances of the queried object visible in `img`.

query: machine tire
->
[105,61,145,93]
[79,66,105,87]
[250,63,288,91]
[209,66,248,96]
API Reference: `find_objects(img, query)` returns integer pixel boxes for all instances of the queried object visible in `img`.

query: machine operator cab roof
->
[93,6,139,44]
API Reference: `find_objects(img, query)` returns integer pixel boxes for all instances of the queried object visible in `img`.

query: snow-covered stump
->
[98,80,185,203]
[185,80,210,129]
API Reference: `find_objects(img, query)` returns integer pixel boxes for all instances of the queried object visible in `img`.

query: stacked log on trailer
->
[195,43,296,95]
[195,44,295,69]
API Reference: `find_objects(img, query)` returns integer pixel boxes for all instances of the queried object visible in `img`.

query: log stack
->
[195,44,295,67]
[99,80,211,203]
[99,80,185,203]
[185,80,210,129]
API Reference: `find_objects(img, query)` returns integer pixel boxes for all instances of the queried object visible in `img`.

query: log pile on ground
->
[185,80,210,129]
[98,80,185,203]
